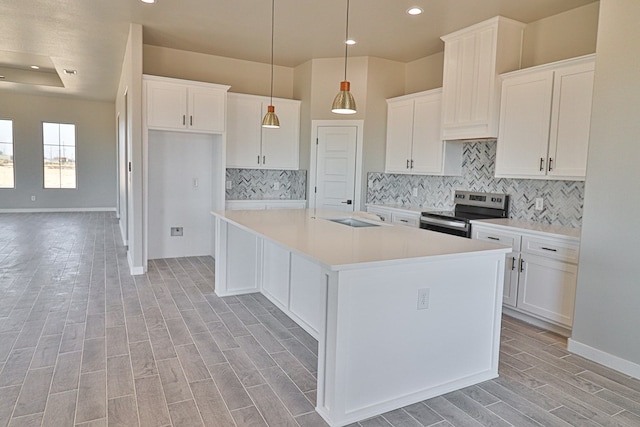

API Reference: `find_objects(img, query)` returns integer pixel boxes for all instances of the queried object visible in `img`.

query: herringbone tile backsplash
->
[226,169,306,200]
[367,140,584,227]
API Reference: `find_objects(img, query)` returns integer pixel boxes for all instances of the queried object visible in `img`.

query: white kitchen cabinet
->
[495,55,595,180]
[365,206,391,223]
[226,93,301,170]
[472,221,580,333]
[440,16,525,140]
[391,212,420,227]
[385,89,462,176]
[144,75,229,133]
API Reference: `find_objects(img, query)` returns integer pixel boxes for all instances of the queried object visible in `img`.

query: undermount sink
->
[327,217,381,228]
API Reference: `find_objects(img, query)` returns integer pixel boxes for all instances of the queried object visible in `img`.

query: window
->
[43,122,76,189]
[0,119,14,188]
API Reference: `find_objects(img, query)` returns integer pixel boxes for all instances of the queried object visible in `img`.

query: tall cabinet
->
[226,93,301,170]
[440,16,525,140]
[495,55,595,180]
[385,89,462,176]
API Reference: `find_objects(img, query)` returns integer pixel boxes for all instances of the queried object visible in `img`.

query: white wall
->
[0,92,116,210]
[143,45,294,99]
[570,0,640,376]
[116,24,144,274]
[148,131,217,259]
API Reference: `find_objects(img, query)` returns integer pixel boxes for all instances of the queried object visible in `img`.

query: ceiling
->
[0,0,597,102]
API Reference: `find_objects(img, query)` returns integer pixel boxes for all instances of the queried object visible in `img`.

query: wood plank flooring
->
[0,211,639,426]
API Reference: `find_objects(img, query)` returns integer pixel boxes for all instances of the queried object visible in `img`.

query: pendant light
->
[262,0,280,128]
[331,0,357,114]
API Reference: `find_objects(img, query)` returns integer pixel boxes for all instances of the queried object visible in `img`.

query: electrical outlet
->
[417,288,430,310]
[412,187,418,197]
[30,195,36,201]
[273,182,280,190]
[170,227,183,237]
[535,198,544,211]
[225,180,232,190]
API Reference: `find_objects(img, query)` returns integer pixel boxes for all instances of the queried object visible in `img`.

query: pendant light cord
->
[270,0,275,105]
[343,0,350,81]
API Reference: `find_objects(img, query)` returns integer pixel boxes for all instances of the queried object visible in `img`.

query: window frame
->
[42,121,77,189]
[0,118,15,189]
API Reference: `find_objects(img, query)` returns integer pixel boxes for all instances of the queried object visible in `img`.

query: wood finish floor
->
[1,212,639,427]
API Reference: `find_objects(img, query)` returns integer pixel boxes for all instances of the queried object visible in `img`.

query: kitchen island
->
[212,209,510,426]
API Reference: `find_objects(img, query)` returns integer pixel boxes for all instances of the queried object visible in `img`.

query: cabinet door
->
[146,81,187,130]
[226,95,263,168]
[385,99,414,173]
[547,62,595,179]
[517,254,577,327]
[261,100,300,170]
[495,70,554,178]
[441,25,496,139]
[188,86,226,133]
[262,240,291,309]
[411,93,444,174]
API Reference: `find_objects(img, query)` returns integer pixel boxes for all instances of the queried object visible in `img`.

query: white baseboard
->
[568,338,640,379]
[0,207,117,213]
[127,251,145,276]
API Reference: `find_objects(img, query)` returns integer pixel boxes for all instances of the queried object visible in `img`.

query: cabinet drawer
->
[472,227,521,251]
[521,236,579,263]
[391,213,420,227]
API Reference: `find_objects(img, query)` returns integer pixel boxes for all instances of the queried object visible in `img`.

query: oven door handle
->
[420,216,468,229]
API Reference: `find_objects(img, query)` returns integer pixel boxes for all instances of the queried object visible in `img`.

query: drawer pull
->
[520,258,525,272]
[511,257,517,271]
[400,219,408,223]
[541,247,558,252]
[487,236,500,241]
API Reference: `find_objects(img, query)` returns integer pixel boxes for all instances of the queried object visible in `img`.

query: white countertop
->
[366,203,437,214]
[470,218,581,240]
[213,209,510,270]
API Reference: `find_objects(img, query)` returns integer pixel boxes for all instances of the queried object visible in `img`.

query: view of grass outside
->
[0,119,14,188]
[43,122,77,189]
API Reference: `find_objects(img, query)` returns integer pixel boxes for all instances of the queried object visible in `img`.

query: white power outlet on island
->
[412,187,418,197]
[535,198,544,211]
[273,182,280,190]
[417,288,430,310]
[225,181,232,190]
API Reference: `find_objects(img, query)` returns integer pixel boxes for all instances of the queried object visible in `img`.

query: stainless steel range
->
[420,190,509,238]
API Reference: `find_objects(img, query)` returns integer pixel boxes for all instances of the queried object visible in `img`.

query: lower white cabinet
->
[472,222,580,332]
[366,205,420,227]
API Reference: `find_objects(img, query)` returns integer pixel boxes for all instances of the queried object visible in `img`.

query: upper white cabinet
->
[144,75,229,133]
[440,16,525,140]
[226,93,301,170]
[385,89,462,176]
[495,55,595,180]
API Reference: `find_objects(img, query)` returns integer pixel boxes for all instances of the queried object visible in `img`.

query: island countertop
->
[212,209,510,270]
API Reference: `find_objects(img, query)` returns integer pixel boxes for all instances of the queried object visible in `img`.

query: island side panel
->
[317,253,505,426]
[214,217,261,296]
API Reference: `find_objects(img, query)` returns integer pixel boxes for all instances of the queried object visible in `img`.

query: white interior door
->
[315,126,357,212]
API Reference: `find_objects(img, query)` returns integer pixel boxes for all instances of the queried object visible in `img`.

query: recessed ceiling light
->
[63,69,77,75]
[30,65,40,70]
[140,0,156,3]
[345,39,357,45]
[407,7,423,16]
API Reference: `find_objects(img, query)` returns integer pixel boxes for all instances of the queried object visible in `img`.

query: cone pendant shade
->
[332,81,357,114]
[262,105,280,128]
